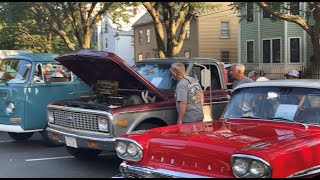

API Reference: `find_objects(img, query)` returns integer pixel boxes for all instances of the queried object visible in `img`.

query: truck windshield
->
[134,64,187,90]
[223,86,320,126]
[0,59,32,84]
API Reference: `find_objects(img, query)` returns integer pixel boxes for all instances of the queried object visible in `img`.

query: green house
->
[239,2,314,79]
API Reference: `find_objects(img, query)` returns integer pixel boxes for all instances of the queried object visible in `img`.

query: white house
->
[96,5,147,66]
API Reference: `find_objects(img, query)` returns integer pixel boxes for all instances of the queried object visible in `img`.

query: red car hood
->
[55,50,165,100]
[124,119,318,177]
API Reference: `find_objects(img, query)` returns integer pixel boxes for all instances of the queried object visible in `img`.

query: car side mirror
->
[201,68,211,91]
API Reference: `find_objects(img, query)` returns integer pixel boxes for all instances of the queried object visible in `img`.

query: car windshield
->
[0,59,32,84]
[223,86,320,126]
[134,63,188,90]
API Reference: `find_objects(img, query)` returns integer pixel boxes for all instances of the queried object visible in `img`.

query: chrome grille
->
[53,110,99,131]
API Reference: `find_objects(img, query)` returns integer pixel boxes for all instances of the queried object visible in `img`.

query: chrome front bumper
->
[113,162,211,178]
[46,125,116,151]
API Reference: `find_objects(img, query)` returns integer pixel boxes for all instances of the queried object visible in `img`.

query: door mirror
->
[200,68,211,91]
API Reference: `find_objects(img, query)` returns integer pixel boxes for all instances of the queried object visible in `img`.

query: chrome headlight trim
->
[47,110,54,123]
[231,154,272,178]
[115,137,143,162]
[5,102,15,115]
[98,116,109,132]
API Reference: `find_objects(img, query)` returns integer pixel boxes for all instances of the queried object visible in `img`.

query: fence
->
[245,64,320,80]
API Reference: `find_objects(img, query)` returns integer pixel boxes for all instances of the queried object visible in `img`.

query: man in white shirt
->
[248,71,269,82]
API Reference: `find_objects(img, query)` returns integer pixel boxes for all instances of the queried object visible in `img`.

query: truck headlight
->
[115,138,143,162]
[5,102,15,114]
[98,116,109,132]
[48,110,54,123]
[231,154,271,178]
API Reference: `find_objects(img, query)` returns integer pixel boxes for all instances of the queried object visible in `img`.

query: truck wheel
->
[40,130,64,147]
[134,123,160,131]
[66,146,102,160]
[8,132,34,141]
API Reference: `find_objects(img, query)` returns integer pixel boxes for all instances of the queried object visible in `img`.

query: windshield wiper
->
[238,116,263,119]
[268,116,293,122]
[268,116,309,129]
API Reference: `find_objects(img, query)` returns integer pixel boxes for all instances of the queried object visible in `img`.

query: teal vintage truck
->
[0,53,89,146]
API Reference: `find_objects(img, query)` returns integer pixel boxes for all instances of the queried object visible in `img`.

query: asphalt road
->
[0,132,122,178]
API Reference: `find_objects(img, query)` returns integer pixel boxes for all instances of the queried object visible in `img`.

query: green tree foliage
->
[232,2,320,68]
[143,2,218,58]
[0,2,138,52]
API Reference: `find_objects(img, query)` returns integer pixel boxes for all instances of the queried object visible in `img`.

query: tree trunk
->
[83,30,92,49]
[310,3,320,75]
[44,32,53,53]
[143,2,166,58]
[57,30,75,50]
[311,36,320,66]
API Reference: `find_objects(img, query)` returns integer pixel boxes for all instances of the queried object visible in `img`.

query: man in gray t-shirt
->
[229,63,254,89]
[171,63,204,124]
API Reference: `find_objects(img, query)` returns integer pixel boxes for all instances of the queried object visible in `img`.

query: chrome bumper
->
[115,162,212,178]
[46,125,116,151]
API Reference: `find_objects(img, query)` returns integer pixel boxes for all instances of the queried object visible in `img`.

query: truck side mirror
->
[200,68,211,91]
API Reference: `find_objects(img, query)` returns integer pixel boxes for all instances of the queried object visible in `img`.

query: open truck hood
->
[55,50,165,100]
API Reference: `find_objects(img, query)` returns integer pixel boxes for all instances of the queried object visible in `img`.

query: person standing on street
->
[248,71,269,82]
[285,69,300,79]
[229,63,254,89]
[171,62,204,124]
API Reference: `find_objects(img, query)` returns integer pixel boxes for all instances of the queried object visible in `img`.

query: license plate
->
[65,136,77,148]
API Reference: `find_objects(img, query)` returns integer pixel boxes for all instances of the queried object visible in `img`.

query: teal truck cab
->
[0,53,89,146]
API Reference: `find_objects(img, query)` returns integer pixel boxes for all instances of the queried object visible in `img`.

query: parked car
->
[0,53,89,146]
[114,79,320,178]
[45,49,231,159]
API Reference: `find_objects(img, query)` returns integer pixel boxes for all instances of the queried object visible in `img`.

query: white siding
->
[97,5,147,66]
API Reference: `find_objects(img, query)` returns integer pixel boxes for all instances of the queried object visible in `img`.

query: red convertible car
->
[113,80,320,178]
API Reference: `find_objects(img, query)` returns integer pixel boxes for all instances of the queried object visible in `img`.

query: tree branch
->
[257,2,311,35]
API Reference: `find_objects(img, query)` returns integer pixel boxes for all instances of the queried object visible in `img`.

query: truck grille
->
[53,110,99,131]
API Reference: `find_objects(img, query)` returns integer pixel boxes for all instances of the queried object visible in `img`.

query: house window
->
[262,8,271,18]
[263,40,271,63]
[105,37,108,48]
[186,24,190,39]
[146,29,150,43]
[220,22,229,38]
[262,2,278,18]
[138,54,143,60]
[290,2,299,15]
[263,39,281,63]
[290,38,300,63]
[131,36,134,46]
[247,41,254,63]
[184,51,190,58]
[139,30,143,43]
[105,23,108,33]
[247,2,253,22]
[221,51,230,62]
[132,8,138,15]
[272,39,280,63]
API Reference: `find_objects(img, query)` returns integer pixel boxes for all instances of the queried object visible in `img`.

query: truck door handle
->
[69,92,76,95]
